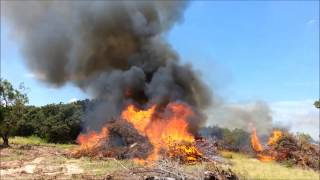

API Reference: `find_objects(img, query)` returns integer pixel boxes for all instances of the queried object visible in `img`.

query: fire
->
[251,128,263,152]
[72,127,109,156]
[257,154,274,162]
[73,102,202,163]
[77,127,109,149]
[250,128,282,162]
[121,104,156,134]
[167,142,202,162]
[268,130,282,145]
[121,102,201,163]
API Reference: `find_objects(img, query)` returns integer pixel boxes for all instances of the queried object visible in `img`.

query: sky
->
[1,1,319,138]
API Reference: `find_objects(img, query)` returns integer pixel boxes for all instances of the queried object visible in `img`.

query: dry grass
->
[70,157,138,176]
[1,137,319,180]
[220,151,320,180]
[1,136,76,150]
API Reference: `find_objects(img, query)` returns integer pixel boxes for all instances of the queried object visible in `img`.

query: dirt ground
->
[0,143,237,180]
[0,144,113,180]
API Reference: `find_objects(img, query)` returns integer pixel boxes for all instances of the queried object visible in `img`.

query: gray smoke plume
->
[2,1,211,132]
[206,101,273,135]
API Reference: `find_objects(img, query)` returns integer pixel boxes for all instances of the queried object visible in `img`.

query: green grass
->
[220,151,320,180]
[1,136,77,150]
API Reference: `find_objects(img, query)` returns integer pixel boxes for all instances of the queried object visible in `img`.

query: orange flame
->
[251,128,263,152]
[121,102,201,162]
[268,130,282,145]
[121,104,156,134]
[250,128,282,162]
[73,102,202,163]
[257,154,274,162]
[73,127,109,155]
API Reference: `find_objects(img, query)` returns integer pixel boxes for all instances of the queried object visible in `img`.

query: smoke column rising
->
[2,1,211,132]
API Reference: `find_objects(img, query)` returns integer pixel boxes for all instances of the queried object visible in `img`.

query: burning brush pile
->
[251,128,320,171]
[72,102,206,164]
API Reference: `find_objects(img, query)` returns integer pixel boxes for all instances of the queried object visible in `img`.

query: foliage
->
[200,126,251,152]
[0,79,28,146]
[314,100,320,109]
[296,132,313,143]
[15,102,85,143]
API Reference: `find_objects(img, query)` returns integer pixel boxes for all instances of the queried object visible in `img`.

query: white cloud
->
[68,98,78,103]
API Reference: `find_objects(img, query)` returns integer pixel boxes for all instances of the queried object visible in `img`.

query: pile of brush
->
[70,119,152,159]
[166,142,204,164]
[70,120,224,165]
[196,138,219,159]
[269,133,319,171]
[105,159,239,180]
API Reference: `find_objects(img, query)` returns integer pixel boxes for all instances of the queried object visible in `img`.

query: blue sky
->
[168,1,319,103]
[1,1,319,137]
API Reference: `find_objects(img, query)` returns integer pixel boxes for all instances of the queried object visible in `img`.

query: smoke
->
[206,101,273,135]
[2,1,211,132]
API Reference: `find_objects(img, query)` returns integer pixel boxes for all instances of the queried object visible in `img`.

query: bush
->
[13,100,87,143]
[200,126,251,152]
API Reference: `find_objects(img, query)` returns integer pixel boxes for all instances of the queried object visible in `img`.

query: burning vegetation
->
[250,128,282,162]
[5,0,214,166]
[2,1,319,179]
[250,128,319,171]
[73,102,204,164]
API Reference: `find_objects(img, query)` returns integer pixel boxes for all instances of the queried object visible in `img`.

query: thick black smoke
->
[2,1,211,132]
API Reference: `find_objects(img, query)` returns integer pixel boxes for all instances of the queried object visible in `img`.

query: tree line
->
[0,79,91,146]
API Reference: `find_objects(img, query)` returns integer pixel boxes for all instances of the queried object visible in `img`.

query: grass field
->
[220,151,319,180]
[1,136,319,180]
[6,136,77,150]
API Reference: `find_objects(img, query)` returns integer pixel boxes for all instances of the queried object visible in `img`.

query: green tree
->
[31,102,83,143]
[314,100,320,109]
[0,79,28,146]
[296,132,313,143]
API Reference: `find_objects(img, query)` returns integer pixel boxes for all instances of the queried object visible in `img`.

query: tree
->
[0,79,28,146]
[314,100,320,109]
[296,132,313,143]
